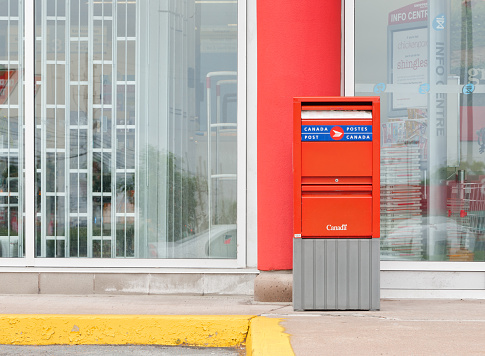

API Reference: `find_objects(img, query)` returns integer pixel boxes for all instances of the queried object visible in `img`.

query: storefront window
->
[0,0,23,258]
[356,0,485,261]
[31,0,238,259]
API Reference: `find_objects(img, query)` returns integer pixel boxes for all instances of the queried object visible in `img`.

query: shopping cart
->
[446,182,485,261]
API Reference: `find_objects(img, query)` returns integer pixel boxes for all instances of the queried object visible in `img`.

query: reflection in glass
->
[35,0,237,259]
[0,0,24,258]
[356,0,485,261]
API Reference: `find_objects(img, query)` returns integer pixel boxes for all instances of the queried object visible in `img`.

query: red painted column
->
[257,1,342,270]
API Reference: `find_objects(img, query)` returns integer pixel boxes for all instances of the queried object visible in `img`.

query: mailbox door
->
[301,186,373,237]
[301,119,373,178]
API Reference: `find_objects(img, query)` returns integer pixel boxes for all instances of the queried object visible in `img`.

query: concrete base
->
[0,270,258,295]
[253,270,292,302]
[3,267,483,300]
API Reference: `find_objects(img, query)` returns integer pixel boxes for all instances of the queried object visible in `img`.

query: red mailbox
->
[293,97,380,311]
[293,97,380,239]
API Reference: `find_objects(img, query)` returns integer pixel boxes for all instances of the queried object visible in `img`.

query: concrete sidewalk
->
[0,295,484,355]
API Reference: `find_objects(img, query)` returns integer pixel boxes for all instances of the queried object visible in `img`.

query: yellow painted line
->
[247,317,294,356]
[0,314,253,347]
[0,314,294,354]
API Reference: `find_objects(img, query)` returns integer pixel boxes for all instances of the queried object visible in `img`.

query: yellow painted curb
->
[247,317,294,356]
[0,314,253,347]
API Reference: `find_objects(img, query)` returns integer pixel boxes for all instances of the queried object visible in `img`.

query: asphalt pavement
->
[0,345,241,356]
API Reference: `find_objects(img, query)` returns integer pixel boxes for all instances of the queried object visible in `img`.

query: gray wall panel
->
[325,240,337,309]
[302,239,315,309]
[371,239,380,310]
[293,238,380,311]
[314,240,326,309]
[337,239,348,309]
[348,240,360,309]
[293,238,303,309]
[359,241,371,309]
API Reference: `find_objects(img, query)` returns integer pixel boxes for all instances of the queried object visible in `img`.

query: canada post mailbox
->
[293,97,380,311]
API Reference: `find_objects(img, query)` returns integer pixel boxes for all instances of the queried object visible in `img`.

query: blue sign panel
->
[301,125,373,142]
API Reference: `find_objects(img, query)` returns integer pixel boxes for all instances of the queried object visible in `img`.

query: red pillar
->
[257,1,342,270]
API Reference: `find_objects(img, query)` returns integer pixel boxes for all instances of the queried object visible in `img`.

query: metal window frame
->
[0,1,25,258]
[4,0,248,269]
[346,0,485,272]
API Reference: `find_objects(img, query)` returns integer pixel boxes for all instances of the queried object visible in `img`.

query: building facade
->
[0,0,484,299]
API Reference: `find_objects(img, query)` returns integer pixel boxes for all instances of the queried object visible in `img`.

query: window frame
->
[346,0,485,271]
[2,0,247,268]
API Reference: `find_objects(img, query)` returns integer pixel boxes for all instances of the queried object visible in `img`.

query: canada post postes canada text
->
[301,125,372,142]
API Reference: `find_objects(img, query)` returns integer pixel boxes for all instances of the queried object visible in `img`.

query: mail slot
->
[293,97,380,311]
